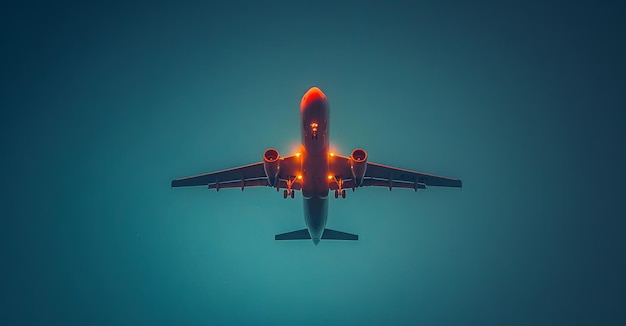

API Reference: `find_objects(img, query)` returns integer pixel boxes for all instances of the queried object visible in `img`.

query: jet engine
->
[263,148,280,187]
[350,148,367,186]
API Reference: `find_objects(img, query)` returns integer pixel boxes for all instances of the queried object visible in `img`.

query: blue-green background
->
[2,1,625,325]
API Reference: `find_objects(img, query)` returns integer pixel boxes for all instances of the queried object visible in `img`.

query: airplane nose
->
[313,238,320,246]
[300,87,327,110]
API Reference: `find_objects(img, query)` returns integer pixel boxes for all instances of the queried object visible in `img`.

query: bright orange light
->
[295,152,301,157]
[329,143,342,157]
[300,87,327,110]
[327,175,333,180]
[329,152,334,157]
[297,175,302,180]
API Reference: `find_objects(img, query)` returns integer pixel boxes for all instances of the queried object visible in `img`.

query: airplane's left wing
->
[171,155,301,190]
[330,154,462,190]
[363,162,462,189]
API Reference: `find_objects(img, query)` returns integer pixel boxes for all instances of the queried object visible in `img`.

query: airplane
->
[171,87,462,245]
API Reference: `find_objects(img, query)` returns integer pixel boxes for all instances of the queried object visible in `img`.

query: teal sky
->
[2,1,625,325]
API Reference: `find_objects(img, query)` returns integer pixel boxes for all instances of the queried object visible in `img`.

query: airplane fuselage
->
[299,87,330,243]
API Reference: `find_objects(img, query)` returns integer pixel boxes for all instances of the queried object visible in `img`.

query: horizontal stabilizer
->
[275,228,359,241]
[275,229,310,240]
[322,228,358,241]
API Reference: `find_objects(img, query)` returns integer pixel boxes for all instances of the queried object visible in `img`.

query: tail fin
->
[322,228,358,240]
[274,228,358,241]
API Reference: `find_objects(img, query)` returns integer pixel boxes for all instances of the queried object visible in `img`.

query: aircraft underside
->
[171,87,462,245]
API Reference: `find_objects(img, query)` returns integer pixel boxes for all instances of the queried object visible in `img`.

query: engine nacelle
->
[263,148,280,187]
[350,148,367,186]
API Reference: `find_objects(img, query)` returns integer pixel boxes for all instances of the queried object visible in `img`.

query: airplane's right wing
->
[171,162,267,189]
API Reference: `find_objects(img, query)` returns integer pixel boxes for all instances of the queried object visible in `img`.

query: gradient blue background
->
[2,1,625,325]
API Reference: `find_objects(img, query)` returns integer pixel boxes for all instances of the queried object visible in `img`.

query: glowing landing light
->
[328,175,333,180]
[296,152,301,158]
[329,152,335,157]
[297,175,303,180]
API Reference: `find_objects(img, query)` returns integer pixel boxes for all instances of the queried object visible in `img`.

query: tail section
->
[275,228,358,241]
[321,228,358,241]
[275,229,311,240]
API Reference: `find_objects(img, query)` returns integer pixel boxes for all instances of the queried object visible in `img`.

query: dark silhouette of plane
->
[172,87,462,245]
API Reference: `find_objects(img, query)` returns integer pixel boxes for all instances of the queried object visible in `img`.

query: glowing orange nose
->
[300,87,327,110]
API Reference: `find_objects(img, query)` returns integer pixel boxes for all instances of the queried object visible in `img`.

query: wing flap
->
[207,178,268,190]
[330,178,426,190]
